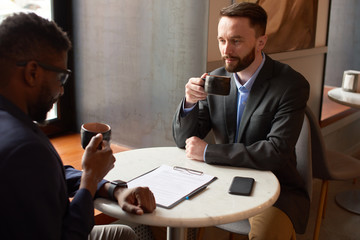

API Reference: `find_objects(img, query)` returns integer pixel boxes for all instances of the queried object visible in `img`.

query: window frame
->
[40,0,76,136]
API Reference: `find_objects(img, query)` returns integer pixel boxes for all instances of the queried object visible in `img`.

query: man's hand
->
[80,134,115,196]
[184,73,208,108]
[185,136,207,161]
[114,187,156,215]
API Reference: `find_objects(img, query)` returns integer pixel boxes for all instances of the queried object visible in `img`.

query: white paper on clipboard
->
[127,164,217,208]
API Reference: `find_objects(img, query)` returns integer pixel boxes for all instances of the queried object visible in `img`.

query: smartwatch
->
[108,180,128,200]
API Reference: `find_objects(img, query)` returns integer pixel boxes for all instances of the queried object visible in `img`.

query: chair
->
[197,113,312,240]
[305,106,360,240]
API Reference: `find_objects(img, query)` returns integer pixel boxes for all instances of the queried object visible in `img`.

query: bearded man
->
[172,2,310,239]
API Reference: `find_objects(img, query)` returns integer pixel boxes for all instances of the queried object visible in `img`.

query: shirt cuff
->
[203,144,208,162]
[181,99,196,117]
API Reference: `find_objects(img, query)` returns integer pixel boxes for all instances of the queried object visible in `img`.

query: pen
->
[186,185,207,200]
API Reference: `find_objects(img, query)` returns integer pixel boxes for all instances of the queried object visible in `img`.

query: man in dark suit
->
[172,2,310,239]
[0,13,155,239]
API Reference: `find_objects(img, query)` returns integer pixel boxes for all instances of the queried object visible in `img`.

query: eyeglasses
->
[17,61,72,86]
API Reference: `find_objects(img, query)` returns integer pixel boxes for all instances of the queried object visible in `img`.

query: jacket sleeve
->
[1,141,93,240]
[64,165,107,198]
[172,97,212,148]
[62,188,95,240]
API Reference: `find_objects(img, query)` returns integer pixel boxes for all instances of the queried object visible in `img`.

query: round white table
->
[328,88,360,215]
[94,147,280,240]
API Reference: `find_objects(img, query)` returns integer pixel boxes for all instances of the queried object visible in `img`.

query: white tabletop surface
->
[94,147,280,228]
[328,88,360,109]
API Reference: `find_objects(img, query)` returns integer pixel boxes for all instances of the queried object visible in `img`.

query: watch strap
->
[108,180,128,200]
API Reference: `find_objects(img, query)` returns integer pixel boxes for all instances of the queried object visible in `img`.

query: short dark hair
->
[0,12,71,62]
[220,2,267,37]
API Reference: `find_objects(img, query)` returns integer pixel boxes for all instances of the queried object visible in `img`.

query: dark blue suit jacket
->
[0,95,103,239]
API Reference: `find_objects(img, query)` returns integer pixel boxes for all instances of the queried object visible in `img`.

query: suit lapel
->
[236,56,273,143]
[225,75,238,142]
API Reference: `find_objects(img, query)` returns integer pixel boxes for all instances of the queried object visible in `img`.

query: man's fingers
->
[118,187,156,215]
[121,202,144,215]
[200,73,208,79]
[135,188,156,213]
[87,133,103,150]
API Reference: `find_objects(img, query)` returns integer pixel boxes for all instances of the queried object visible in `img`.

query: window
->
[0,0,52,22]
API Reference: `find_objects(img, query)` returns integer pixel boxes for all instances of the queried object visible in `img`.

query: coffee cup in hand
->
[204,75,231,95]
[81,122,111,149]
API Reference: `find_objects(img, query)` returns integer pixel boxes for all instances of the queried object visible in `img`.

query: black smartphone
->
[228,176,255,196]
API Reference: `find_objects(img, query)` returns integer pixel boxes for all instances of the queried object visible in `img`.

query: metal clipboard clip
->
[173,166,203,176]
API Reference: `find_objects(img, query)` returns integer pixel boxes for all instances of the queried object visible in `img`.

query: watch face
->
[112,180,128,188]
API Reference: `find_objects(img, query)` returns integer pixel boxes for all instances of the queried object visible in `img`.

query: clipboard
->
[127,165,217,208]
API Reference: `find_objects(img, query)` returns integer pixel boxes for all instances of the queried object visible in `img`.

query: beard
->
[29,83,59,125]
[223,46,256,73]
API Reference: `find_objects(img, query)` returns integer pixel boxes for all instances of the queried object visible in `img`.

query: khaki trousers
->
[151,206,296,240]
[89,224,137,240]
[248,206,296,240]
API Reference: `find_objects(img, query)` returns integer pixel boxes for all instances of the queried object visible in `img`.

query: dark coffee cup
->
[204,75,231,95]
[80,122,111,149]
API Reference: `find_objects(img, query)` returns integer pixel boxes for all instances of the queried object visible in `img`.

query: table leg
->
[335,189,360,214]
[167,227,188,240]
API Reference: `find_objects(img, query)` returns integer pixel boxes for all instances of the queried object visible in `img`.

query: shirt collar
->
[234,52,266,92]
